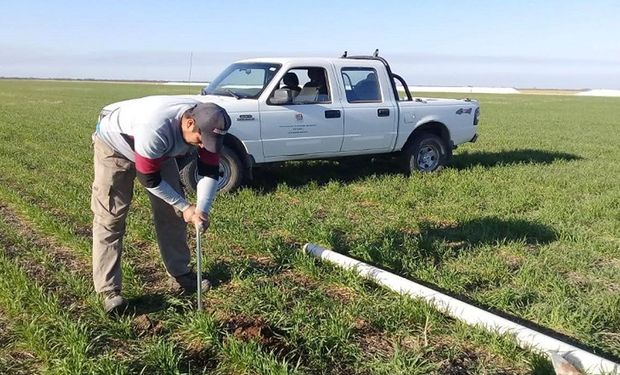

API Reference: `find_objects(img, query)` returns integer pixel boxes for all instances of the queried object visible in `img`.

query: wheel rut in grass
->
[0,311,11,348]
[2,198,176,296]
[0,293,39,373]
[0,203,90,310]
[0,204,88,273]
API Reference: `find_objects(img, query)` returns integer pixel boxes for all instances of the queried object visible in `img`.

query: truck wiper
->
[225,89,242,100]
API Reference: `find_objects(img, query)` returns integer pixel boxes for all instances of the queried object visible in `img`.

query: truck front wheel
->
[179,145,244,194]
[402,132,448,173]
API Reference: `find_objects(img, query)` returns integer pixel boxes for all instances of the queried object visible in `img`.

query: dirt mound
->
[224,315,281,347]
[132,314,165,335]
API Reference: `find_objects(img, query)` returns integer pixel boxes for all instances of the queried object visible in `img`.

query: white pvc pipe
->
[303,243,619,375]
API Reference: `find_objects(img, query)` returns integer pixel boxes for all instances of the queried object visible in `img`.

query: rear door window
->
[341,68,382,103]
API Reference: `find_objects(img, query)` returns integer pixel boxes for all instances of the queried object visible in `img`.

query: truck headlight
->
[473,107,480,125]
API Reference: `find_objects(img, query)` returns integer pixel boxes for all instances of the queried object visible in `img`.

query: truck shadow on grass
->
[249,149,581,192]
[329,217,558,273]
[449,149,582,169]
[250,157,402,192]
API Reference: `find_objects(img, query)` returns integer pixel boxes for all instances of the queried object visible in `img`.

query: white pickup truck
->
[105,53,480,192]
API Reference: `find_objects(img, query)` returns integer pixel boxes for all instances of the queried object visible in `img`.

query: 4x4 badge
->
[237,114,254,121]
[295,113,303,121]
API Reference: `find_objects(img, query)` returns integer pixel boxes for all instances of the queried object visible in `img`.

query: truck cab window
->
[269,67,332,105]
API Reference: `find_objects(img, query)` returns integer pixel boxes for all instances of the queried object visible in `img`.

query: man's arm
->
[135,153,191,212]
[195,148,220,216]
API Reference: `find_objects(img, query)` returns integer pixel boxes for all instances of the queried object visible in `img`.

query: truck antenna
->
[187,51,193,94]
[341,50,348,58]
[373,49,379,57]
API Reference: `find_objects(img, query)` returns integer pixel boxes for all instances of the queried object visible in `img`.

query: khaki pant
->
[91,135,191,293]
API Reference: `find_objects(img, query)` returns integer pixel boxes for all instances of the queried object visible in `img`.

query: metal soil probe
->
[195,223,203,311]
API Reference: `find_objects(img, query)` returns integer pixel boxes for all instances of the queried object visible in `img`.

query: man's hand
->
[182,205,196,224]
[192,210,210,233]
[183,206,210,232]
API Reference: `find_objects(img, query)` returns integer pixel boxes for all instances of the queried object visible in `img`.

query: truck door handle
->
[378,108,390,117]
[325,110,341,119]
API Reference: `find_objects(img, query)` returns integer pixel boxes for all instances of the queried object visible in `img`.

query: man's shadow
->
[124,293,168,315]
[119,253,287,316]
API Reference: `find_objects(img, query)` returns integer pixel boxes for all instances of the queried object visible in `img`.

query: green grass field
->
[0,79,618,374]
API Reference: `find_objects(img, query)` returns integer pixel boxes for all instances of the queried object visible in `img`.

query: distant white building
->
[576,89,620,97]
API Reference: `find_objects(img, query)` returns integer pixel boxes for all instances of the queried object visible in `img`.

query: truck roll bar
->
[340,51,413,101]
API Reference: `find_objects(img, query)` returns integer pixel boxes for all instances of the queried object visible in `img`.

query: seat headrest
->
[308,68,324,81]
[283,72,299,87]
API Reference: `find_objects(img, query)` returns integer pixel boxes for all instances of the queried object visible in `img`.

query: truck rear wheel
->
[402,132,448,173]
[179,145,244,194]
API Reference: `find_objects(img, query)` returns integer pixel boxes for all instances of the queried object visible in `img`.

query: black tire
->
[179,145,245,194]
[402,132,448,173]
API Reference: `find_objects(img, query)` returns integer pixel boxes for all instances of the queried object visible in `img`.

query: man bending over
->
[92,97,231,314]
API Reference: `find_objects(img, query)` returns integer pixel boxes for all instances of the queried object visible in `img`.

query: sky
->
[1,0,619,89]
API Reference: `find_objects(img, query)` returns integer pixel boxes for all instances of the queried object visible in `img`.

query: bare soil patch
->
[432,343,527,375]
[132,314,165,336]
[223,315,286,349]
[353,318,420,358]
[220,314,304,363]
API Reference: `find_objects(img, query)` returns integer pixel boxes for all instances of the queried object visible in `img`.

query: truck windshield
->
[202,63,281,99]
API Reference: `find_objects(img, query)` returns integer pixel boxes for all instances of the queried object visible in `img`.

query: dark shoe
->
[102,290,127,315]
[170,272,211,295]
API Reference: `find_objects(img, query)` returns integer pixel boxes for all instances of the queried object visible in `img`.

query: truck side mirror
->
[270,89,293,105]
